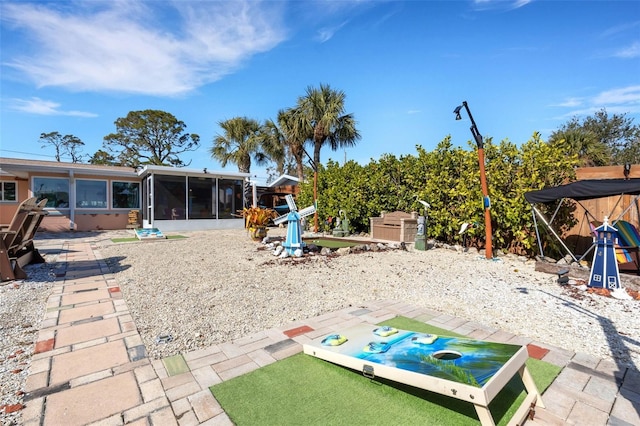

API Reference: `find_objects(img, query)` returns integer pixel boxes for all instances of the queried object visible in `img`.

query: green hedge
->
[298,133,579,257]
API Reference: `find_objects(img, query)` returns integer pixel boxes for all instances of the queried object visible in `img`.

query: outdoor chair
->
[613,220,640,275]
[0,197,49,281]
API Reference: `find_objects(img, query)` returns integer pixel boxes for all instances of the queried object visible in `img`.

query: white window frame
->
[111,181,141,210]
[33,176,70,209]
[75,178,108,209]
[0,181,17,202]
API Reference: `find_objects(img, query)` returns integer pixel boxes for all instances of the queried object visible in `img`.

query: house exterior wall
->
[27,170,139,231]
[1,158,252,232]
[0,176,30,225]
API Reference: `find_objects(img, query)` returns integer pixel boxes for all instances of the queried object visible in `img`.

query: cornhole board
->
[303,323,544,426]
[134,228,166,240]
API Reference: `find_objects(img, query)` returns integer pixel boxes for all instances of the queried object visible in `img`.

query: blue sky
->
[1,0,639,184]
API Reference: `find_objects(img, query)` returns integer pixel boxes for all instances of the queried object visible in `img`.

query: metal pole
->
[462,101,492,259]
[313,170,319,232]
[476,145,493,259]
[532,206,579,263]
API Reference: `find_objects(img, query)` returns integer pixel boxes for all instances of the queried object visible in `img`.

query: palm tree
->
[210,117,266,207]
[549,127,609,167]
[297,84,361,166]
[297,84,361,230]
[264,108,310,183]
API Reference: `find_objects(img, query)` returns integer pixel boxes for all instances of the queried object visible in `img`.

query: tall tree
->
[103,110,200,167]
[39,131,65,162]
[297,84,361,167]
[296,84,360,230]
[88,149,117,165]
[64,135,85,163]
[582,109,640,165]
[39,132,85,162]
[548,125,609,167]
[210,117,268,206]
[263,108,310,182]
[549,109,640,166]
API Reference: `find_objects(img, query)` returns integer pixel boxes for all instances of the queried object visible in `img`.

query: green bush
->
[298,132,579,257]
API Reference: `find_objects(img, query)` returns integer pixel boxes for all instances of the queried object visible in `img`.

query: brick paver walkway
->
[19,237,640,425]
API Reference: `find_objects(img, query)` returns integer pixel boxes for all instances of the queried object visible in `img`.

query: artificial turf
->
[110,234,187,243]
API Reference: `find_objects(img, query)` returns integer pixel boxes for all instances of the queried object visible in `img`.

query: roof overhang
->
[268,174,300,188]
[0,157,138,178]
[138,164,250,180]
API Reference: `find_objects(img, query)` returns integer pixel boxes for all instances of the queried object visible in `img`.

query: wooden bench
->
[369,211,418,242]
[1,197,49,282]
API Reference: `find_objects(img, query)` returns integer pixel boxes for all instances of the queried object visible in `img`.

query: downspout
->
[69,170,75,230]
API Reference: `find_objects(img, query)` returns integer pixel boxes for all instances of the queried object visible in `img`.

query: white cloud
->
[592,86,640,106]
[315,21,349,43]
[557,85,640,118]
[1,0,287,96]
[613,41,640,59]
[472,0,532,11]
[600,20,640,39]
[9,97,98,117]
[553,97,584,108]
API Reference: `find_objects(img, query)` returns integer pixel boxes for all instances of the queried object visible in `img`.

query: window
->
[188,177,215,219]
[33,177,70,208]
[0,181,17,202]
[112,181,140,209]
[76,179,107,208]
[218,179,243,219]
[154,175,186,220]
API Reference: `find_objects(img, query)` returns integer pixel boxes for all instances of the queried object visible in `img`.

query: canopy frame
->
[525,179,640,264]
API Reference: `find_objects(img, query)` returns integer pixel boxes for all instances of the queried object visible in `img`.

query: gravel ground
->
[93,229,639,370]
[1,228,639,425]
[0,263,56,426]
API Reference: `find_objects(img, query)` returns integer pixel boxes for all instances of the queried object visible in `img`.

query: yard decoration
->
[588,217,632,300]
[273,194,316,255]
[239,207,277,241]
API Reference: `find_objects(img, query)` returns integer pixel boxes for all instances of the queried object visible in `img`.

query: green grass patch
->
[167,234,188,240]
[110,234,187,243]
[110,237,138,243]
[210,316,561,426]
[304,238,359,249]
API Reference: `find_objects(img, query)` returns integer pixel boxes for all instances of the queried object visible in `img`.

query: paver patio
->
[15,236,640,425]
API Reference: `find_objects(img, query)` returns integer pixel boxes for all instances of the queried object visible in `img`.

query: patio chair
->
[613,220,640,275]
[0,197,49,281]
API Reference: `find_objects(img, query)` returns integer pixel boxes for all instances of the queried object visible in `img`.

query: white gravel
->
[1,228,638,425]
[1,262,56,426]
[93,228,639,370]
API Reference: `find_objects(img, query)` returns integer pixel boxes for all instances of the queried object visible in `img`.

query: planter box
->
[370,211,418,243]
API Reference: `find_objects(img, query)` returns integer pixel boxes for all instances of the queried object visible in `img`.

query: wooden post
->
[477,146,492,260]
[313,170,319,232]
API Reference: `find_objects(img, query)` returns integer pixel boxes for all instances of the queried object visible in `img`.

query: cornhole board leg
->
[303,323,543,426]
[474,405,495,426]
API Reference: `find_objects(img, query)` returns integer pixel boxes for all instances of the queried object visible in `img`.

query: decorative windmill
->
[273,195,316,256]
